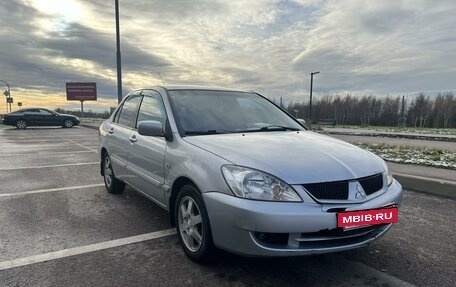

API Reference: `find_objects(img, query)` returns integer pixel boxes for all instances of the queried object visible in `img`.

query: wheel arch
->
[169,176,201,227]
[15,118,27,123]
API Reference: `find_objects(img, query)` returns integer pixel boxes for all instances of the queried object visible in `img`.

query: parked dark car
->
[1,108,80,129]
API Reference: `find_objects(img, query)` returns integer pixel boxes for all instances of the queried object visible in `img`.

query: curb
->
[393,173,456,199]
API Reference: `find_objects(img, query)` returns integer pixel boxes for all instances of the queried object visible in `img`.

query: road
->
[0,125,454,286]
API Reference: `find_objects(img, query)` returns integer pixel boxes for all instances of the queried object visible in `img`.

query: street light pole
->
[309,71,319,122]
[115,0,123,104]
[0,80,11,113]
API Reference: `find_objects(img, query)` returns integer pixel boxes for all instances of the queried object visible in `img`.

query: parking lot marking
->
[0,162,99,171]
[4,150,96,156]
[0,228,176,271]
[63,137,98,152]
[0,183,104,197]
[0,133,97,139]
[0,134,97,139]
[0,139,72,143]
[0,143,76,148]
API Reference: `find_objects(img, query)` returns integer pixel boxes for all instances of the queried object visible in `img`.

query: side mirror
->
[297,119,306,126]
[138,120,163,137]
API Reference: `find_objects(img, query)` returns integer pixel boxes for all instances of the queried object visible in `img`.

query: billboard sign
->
[66,82,97,101]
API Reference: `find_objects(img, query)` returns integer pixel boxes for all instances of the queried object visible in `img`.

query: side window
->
[136,91,166,127]
[39,109,53,115]
[117,94,142,128]
[25,109,40,115]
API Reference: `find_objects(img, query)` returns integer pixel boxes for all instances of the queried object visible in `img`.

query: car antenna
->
[157,72,166,86]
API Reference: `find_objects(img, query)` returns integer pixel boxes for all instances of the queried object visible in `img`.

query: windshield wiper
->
[238,125,300,133]
[184,129,234,136]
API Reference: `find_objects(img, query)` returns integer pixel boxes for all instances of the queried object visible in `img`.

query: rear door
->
[126,90,167,205]
[38,109,60,125]
[23,109,41,125]
[107,92,142,181]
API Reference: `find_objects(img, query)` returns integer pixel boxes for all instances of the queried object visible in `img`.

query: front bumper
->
[203,179,403,257]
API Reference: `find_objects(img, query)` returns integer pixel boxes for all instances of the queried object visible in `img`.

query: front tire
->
[103,153,125,194]
[175,184,215,263]
[15,119,27,129]
[63,119,74,128]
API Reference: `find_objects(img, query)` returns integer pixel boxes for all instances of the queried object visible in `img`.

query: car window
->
[24,109,40,115]
[117,94,142,128]
[136,90,166,127]
[39,109,53,115]
[237,98,275,124]
[168,90,302,134]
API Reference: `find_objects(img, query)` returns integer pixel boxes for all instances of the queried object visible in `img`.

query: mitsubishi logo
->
[355,183,367,199]
[349,181,367,201]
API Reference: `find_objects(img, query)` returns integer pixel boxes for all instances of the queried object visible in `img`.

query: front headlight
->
[221,165,302,202]
[382,160,393,186]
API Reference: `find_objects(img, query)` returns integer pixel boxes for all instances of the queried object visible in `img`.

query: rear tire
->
[15,119,27,129]
[102,153,125,194]
[175,184,215,263]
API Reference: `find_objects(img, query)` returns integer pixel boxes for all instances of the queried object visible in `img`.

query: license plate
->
[337,207,398,228]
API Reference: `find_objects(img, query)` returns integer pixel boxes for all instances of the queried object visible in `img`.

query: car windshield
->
[168,90,303,136]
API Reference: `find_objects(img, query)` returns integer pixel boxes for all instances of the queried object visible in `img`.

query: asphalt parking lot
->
[0,125,455,287]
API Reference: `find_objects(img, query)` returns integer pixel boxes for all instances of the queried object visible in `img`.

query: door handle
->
[108,127,114,134]
[129,135,137,143]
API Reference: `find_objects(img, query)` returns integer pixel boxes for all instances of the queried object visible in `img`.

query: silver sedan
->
[99,86,403,263]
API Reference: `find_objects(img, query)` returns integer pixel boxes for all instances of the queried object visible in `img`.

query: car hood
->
[183,131,385,184]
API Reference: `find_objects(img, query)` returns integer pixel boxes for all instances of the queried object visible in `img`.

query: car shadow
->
[170,247,394,287]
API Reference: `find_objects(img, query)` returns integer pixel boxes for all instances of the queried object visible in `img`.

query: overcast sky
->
[1,0,455,113]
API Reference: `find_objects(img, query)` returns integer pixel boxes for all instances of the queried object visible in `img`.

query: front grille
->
[303,180,349,200]
[303,173,384,200]
[358,173,383,195]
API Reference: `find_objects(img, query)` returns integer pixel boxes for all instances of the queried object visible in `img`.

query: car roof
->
[15,108,50,111]
[138,85,251,93]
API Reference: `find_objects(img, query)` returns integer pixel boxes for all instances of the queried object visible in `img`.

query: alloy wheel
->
[64,119,74,128]
[104,156,113,188]
[178,196,203,252]
[16,120,26,129]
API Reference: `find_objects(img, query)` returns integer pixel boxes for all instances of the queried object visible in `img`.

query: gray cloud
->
[38,22,170,71]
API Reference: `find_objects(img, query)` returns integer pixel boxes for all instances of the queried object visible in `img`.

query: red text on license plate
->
[337,207,398,228]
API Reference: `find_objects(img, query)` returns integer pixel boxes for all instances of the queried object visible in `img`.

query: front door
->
[126,90,167,205]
